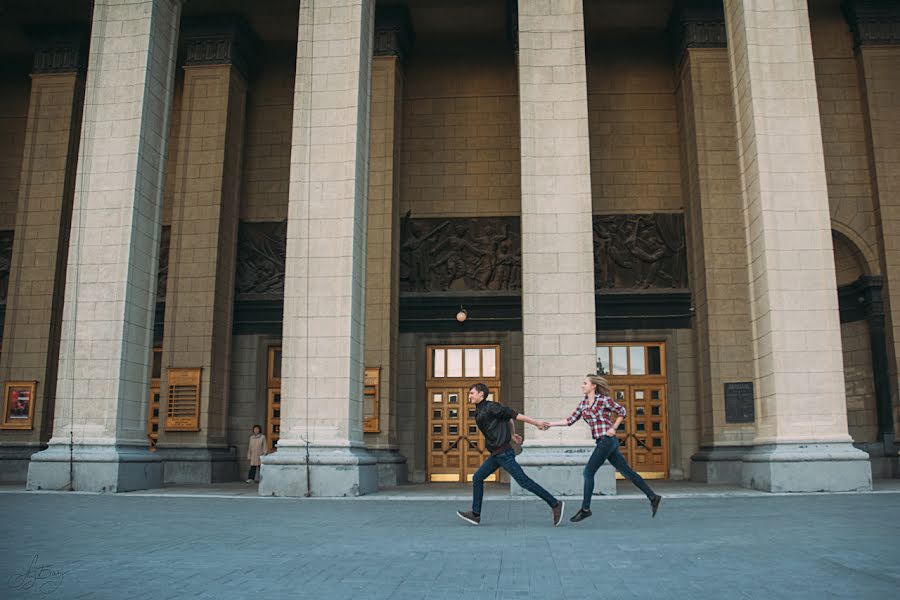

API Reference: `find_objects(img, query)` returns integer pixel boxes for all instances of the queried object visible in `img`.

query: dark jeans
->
[583,435,656,509]
[472,448,558,515]
[248,466,258,481]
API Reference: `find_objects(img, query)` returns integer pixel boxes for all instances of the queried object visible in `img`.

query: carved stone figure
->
[156,226,170,302]
[592,214,688,290]
[234,220,287,300]
[0,231,13,305]
[399,217,521,293]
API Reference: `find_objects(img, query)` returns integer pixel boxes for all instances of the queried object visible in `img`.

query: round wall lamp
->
[456,307,468,323]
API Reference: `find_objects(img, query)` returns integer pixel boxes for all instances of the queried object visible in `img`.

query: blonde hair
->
[586,374,610,397]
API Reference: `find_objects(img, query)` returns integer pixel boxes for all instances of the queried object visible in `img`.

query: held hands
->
[537,421,552,431]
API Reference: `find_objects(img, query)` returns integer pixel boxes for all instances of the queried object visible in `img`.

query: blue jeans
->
[472,448,558,515]
[583,435,656,509]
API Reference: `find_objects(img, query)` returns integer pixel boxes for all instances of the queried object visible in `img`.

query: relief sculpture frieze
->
[234,220,287,300]
[156,225,170,302]
[0,231,14,305]
[593,214,688,290]
[400,215,521,293]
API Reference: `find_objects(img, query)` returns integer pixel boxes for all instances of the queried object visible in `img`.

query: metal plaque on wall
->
[724,382,755,424]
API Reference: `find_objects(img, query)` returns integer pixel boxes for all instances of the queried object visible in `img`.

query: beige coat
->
[247,433,267,466]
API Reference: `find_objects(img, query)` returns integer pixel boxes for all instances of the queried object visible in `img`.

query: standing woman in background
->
[246,424,267,484]
[545,374,662,522]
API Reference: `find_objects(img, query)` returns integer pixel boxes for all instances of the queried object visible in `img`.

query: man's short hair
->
[470,382,490,400]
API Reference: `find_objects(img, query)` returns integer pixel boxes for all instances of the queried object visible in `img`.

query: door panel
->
[609,383,668,479]
[427,387,498,482]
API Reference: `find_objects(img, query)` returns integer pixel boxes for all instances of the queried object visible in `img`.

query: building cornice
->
[668,0,727,67]
[27,25,88,75]
[843,0,900,47]
[374,6,414,62]
[181,15,258,78]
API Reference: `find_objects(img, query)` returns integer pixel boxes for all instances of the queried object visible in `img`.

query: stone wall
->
[400,43,520,217]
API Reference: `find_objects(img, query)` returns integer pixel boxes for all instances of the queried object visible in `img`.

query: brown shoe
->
[457,510,480,525]
[551,500,565,526]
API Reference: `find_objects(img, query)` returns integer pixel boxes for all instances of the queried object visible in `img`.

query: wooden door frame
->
[425,344,502,483]
[601,340,669,479]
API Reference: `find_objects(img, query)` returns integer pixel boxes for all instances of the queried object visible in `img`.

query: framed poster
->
[2,381,37,430]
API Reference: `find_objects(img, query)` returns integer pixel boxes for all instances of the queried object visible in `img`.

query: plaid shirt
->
[566,394,627,440]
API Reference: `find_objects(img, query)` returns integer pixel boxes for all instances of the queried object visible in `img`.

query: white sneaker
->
[246,479,253,483]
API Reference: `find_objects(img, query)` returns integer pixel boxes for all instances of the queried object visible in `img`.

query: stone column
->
[670,4,757,484]
[260,0,377,497]
[0,28,86,481]
[723,0,870,491]
[845,0,900,456]
[27,0,182,492]
[156,17,254,483]
[363,7,412,487]
[514,0,608,496]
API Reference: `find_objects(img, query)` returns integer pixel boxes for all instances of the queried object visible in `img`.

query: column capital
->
[374,5,414,62]
[843,0,900,47]
[668,0,727,67]
[26,24,89,75]
[181,15,258,78]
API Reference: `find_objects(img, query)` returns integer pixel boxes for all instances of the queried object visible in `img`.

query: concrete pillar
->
[260,0,377,497]
[723,0,870,491]
[363,7,412,487]
[670,4,757,484]
[156,17,254,483]
[27,0,182,492]
[0,28,86,481]
[845,0,900,459]
[513,0,610,496]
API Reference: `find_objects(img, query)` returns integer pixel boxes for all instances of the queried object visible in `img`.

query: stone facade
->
[0,0,896,494]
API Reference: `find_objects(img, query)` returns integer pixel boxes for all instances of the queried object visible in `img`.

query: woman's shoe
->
[570,508,592,522]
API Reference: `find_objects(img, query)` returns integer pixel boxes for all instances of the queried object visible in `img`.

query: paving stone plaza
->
[2,485,900,599]
[1,0,899,597]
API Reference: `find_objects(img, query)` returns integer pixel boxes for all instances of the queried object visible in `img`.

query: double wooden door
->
[427,387,500,482]
[607,382,669,479]
[426,344,501,483]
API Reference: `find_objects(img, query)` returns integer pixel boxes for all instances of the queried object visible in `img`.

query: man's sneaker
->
[551,500,565,526]
[457,510,480,525]
[650,495,662,518]
[570,508,592,523]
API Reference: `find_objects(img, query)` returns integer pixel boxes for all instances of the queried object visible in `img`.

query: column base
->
[26,443,162,492]
[154,446,237,484]
[368,448,408,488]
[0,442,47,482]
[511,446,615,497]
[690,446,746,485]
[259,445,378,497]
[741,443,872,492]
[854,438,900,480]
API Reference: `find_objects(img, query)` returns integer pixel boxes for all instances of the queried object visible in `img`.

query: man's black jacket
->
[475,400,518,452]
